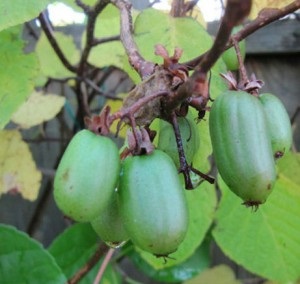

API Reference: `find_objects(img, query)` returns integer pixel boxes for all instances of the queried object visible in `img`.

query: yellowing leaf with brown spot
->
[249,0,294,19]
[12,91,65,129]
[0,130,42,201]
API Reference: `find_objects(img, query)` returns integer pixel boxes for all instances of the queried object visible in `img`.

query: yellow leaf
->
[249,0,294,19]
[0,130,42,201]
[12,91,65,129]
[184,265,241,284]
[105,95,128,138]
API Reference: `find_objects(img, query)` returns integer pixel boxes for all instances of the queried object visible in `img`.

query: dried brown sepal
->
[84,105,111,135]
[123,127,155,157]
[242,200,261,211]
[220,72,264,95]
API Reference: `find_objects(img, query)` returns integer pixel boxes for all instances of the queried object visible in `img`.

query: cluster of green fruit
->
[209,90,292,206]
[53,88,291,255]
[53,129,190,256]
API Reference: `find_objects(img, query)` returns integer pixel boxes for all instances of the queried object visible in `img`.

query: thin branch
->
[170,0,184,17]
[77,0,110,76]
[109,90,169,123]
[174,0,251,108]
[170,0,199,17]
[195,0,252,74]
[92,35,120,46]
[110,0,155,78]
[68,243,109,284]
[38,12,77,73]
[93,248,115,284]
[83,78,123,101]
[79,81,92,117]
[75,0,92,13]
[232,39,248,84]
[233,0,300,43]
[170,112,193,189]
[184,0,300,69]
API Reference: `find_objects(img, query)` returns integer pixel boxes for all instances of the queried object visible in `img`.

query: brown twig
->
[109,90,169,123]
[173,0,251,110]
[170,112,193,189]
[38,12,77,73]
[68,243,109,284]
[75,0,92,13]
[195,0,252,74]
[83,78,123,101]
[233,0,300,43]
[170,0,199,17]
[77,0,110,76]
[184,0,300,69]
[79,81,92,117]
[91,35,120,46]
[110,0,155,79]
[170,0,184,17]
[232,39,248,84]
[93,248,115,284]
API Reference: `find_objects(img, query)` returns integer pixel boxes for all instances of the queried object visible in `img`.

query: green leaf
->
[129,238,211,283]
[36,31,79,78]
[212,157,300,282]
[0,27,39,129]
[87,7,227,84]
[138,9,224,65]
[0,224,67,284]
[139,182,217,269]
[124,8,226,83]
[48,223,121,283]
[0,0,52,32]
[134,9,211,63]
[277,151,300,185]
[184,264,241,284]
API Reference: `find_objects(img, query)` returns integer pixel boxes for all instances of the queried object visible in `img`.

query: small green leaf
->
[0,27,39,129]
[139,182,217,269]
[212,162,300,282]
[130,238,211,283]
[48,223,121,283]
[0,224,67,284]
[36,31,79,78]
[184,265,241,284]
[0,0,52,32]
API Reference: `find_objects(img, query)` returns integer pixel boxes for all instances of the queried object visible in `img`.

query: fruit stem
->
[232,38,249,86]
[93,248,115,284]
[68,243,109,284]
[170,112,193,189]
